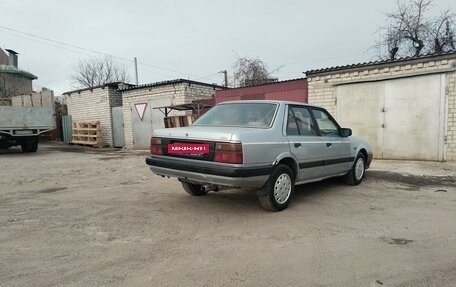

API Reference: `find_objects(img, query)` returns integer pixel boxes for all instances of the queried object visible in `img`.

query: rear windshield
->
[193,103,278,128]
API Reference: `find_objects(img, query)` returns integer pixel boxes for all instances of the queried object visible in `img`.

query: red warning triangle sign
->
[134,103,147,121]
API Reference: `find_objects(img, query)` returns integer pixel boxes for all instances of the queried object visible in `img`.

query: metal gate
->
[336,74,445,160]
[131,97,172,149]
[62,115,72,143]
[111,107,125,148]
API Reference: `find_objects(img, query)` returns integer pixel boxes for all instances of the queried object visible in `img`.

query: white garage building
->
[306,51,456,161]
[121,79,224,149]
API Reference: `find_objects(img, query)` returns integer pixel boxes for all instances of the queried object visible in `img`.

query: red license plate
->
[168,143,210,154]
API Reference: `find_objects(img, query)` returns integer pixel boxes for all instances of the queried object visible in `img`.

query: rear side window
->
[193,103,277,128]
[287,106,318,136]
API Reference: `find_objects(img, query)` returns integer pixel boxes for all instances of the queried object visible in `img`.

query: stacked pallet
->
[164,114,197,128]
[71,121,103,147]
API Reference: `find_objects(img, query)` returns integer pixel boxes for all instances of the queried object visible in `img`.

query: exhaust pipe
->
[201,184,219,193]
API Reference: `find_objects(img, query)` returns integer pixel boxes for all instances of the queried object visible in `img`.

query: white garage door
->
[336,74,445,161]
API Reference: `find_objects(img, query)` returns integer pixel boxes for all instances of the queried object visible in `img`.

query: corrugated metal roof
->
[62,82,132,95]
[4,49,18,55]
[121,79,225,92]
[0,64,38,80]
[305,50,456,76]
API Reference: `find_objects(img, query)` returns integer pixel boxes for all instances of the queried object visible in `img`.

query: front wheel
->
[258,165,295,212]
[181,182,209,196]
[344,153,366,185]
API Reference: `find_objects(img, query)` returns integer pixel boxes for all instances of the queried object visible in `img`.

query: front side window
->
[193,103,277,128]
[311,108,340,136]
[286,106,318,136]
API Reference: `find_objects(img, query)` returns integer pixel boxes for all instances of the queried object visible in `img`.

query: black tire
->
[30,142,38,153]
[21,142,33,153]
[344,153,366,185]
[258,165,295,212]
[181,182,209,196]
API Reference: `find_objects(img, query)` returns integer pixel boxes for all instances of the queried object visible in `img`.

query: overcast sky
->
[1,0,455,96]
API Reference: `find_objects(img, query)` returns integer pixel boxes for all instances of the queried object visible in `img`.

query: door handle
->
[294,143,301,148]
[326,143,332,147]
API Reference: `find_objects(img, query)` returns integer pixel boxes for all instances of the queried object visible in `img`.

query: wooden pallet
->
[164,114,197,128]
[71,120,103,147]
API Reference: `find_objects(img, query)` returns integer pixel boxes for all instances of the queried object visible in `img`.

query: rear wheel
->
[20,138,38,153]
[181,182,209,196]
[30,142,38,153]
[21,142,33,153]
[258,165,294,212]
[344,153,366,185]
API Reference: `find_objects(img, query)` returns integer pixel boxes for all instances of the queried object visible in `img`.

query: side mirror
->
[340,128,352,137]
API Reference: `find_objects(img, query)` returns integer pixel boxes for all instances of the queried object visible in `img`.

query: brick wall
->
[109,89,123,107]
[0,49,8,65]
[307,56,456,161]
[181,82,218,105]
[447,71,456,161]
[64,86,118,147]
[1,73,33,96]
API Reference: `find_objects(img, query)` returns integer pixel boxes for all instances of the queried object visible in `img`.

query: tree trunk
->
[389,47,399,59]
[434,38,443,53]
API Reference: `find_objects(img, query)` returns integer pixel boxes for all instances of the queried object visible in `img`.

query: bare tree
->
[376,0,455,59]
[430,10,456,53]
[232,57,273,87]
[391,0,429,57]
[70,56,130,88]
[386,22,405,60]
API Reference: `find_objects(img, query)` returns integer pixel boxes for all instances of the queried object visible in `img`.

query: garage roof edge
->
[305,50,456,76]
[121,79,226,92]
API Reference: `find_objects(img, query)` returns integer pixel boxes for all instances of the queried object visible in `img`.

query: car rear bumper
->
[146,156,272,188]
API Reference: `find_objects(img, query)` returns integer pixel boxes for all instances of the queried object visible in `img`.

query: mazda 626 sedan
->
[146,100,373,211]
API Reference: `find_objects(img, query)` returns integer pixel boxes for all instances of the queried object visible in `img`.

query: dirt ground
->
[1,142,456,287]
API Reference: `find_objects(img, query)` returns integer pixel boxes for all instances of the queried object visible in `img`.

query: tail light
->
[214,142,243,164]
[150,137,163,155]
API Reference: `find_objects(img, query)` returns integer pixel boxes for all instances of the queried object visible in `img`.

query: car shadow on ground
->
[0,147,26,155]
[186,188,262,213]
[291,178,344,204]
[186,177,345,213]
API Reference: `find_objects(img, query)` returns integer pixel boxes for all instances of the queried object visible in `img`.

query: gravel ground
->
[1,142,456,287]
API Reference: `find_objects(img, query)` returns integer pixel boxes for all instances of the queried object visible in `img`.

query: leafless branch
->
[429,10,456,52]
[70,56,131,89]
[232,57,272,87]
[375,0,454,59]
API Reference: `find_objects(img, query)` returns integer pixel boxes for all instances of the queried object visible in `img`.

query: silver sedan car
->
[146,100,373,211]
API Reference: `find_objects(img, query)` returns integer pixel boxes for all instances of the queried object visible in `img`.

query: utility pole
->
[134,57,139,85]
[220,70,228,87]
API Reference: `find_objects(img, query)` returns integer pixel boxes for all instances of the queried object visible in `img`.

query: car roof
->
[216,100,321,108]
